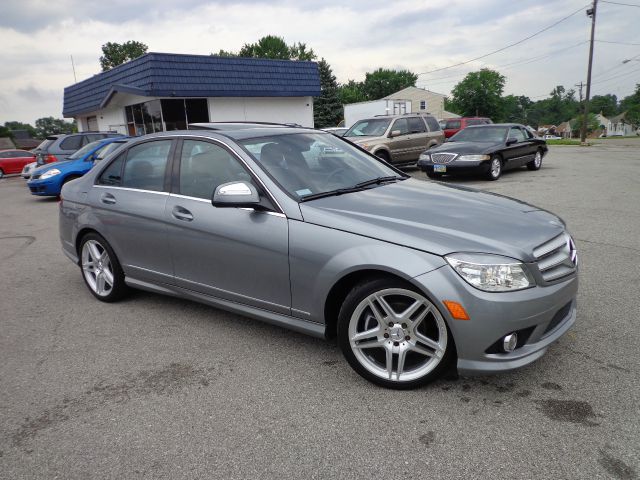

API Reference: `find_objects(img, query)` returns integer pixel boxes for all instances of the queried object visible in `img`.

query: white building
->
[384,86,448,119]
[63,53,321,134]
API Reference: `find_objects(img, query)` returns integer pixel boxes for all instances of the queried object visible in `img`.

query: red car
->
[0,149,36,178]
[440,117,493,138]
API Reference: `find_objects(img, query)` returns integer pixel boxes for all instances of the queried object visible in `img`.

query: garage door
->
[87,116,98,131]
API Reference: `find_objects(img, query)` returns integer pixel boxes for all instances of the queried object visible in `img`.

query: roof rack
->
[188,121,303,130]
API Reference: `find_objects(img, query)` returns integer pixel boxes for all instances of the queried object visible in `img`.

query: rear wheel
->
[527,149,543,171]
[338,278,453,389]
[79,233,128,302]
[0,168,4,179]
[486,155,502,181]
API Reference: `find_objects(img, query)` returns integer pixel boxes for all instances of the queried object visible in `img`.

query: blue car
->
[28,137,129,196]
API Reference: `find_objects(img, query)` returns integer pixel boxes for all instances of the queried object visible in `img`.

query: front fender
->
[288,220,446,323]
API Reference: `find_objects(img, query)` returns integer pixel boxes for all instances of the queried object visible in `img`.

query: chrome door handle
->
[172,206,193,221]
[100,193,116,205]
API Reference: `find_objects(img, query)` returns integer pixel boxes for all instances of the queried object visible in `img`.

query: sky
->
[1,0,639,125]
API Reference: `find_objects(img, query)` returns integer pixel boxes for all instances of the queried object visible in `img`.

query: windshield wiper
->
[300,176,402,202]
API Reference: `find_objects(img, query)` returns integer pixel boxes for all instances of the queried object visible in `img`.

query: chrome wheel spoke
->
[373,293,396,319]
[410,304,431,330]
[396,347,408,380]
[102,268,114,287]
[95,272,106,294]
[400,299,423,321]
[385,345,393,380]
[352,326,381,343]
[88,242,102,262]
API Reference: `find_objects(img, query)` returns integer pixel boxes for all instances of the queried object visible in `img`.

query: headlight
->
[419,153,430,161]
[457,154,491,161]
[359,143,371,150]
[445,253,534,292]
[40,168,61,179]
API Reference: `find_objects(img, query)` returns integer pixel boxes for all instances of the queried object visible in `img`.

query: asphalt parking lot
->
[1,141,639,479]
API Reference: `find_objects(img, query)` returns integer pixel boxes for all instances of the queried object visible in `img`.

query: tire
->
[485,155,502,181]
[79,232,129,302]
[527,149,543,171]
[375,151,390,163]
[0,168,4,179]
[337,277,454,389]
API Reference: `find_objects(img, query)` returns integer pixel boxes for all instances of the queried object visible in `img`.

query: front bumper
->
[418,158,491,175]
[413,265,578,375]
[27,178,60,196]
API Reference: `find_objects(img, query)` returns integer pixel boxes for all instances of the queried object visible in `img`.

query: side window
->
[87,134,106,143]
[0,152,10,158]
[97,153,126,186]
[419,100,426,110]
[60,135,84,151]
[121,140,172,192]
[425,117,441,131]
[408,117,426,133]
[467,119,483,126]
[445,120,461,130]
[510,128,527,142]
[391,118,410,135]
[179,140,253,200]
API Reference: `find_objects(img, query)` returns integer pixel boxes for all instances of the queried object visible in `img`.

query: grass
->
[545,139,586,146]
[595,135,639,140]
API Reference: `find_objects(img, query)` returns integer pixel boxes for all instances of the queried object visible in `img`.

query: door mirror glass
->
[212,181,260,207]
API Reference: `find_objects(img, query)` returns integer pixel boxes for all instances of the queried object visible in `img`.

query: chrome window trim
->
[93,185,169,196]
[174,134,285,214]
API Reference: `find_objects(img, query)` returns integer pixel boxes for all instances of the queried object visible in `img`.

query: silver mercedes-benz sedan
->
[59,123,578,389]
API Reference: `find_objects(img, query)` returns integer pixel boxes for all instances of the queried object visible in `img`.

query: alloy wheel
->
[81,240,114,297]
[534,151,542,168]
[347,288,448,382]
[490,158,501,179]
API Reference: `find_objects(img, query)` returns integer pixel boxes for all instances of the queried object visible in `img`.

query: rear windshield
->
[344,118,391,137]
[34,138,55,152]
[67,140,105,160]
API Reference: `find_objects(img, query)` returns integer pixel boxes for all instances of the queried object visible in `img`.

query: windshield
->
[67,140,105,160]
[94,141,126,162]
[344,118,391,137]
[239,132,402,201]
[449,126,508,143]
[34,138,55,152]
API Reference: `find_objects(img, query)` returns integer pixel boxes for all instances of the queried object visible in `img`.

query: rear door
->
[164,138,291,314]
[407,117,429,159]
[90,139,175,284]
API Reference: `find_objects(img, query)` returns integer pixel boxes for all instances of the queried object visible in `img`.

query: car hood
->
[299,179,565,261]
[429,141,502,155]
[346,136,382,144]
[32,160,74,174]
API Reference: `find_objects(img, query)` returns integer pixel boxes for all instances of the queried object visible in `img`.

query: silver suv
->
[343,113,444,166]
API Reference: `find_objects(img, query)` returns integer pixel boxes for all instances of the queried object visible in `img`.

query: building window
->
[124,98,209,135]
[420,100,426,110]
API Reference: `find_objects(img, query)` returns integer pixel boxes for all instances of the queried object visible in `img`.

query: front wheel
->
[79,233,128,302]
[527,150,543,170]
[485,156,502,180]
[375,150,390,163]
[337,278,453,389]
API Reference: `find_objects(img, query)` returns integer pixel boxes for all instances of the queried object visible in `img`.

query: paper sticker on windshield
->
[296,189,313,196]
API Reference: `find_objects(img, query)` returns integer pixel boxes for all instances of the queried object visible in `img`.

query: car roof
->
[465,123,522,128]
[139,123,323,141]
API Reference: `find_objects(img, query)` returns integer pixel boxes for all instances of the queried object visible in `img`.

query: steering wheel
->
[323,167,348,189]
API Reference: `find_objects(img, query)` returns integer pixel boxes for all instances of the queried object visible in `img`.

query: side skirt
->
[125,276,326,339]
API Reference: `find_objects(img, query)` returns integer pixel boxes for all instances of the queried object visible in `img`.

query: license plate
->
[433,165,447,173]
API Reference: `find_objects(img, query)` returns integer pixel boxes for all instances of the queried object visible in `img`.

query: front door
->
[504,126,531,168]
[164,139,291,314]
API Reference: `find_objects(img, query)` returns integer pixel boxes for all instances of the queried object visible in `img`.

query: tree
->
[589,94,618,117]
[35,117,76,137]
[100,41,148,71]
[500,95,533,124]
[289,42,316,61]
[626,104,640,127]
[361,68,418,100]
[570,113,599,134]
[620,84,640,113]
[4,121,37,137]
[0,126,13,139]
[338,80,367,105]
[313,59,343,128]
[448,69,506,120]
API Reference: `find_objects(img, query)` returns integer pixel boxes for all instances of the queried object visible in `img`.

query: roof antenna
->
[70,55,77,83]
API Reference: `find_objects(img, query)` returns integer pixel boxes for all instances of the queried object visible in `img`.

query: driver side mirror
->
[388,130,402,138]
[506,137,518,146]
[212,181,260,208]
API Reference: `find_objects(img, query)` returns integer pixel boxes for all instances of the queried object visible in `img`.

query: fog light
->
[503,333,518,352]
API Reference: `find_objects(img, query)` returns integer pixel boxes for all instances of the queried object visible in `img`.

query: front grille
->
[430,153,458,164]
[533,233,577,282]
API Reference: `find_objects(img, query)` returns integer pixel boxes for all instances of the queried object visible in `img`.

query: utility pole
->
[575,81,584,103]
[581,0,598,143]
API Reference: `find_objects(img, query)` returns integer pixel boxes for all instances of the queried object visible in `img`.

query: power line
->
[596,39,640,45]
[416,4,588,76]
[592,65,640,84]
[601,0,640,7]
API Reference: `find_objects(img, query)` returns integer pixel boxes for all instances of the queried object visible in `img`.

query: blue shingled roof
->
[63,52,321,117]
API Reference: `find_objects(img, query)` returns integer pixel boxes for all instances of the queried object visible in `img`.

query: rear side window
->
[98,153,126,186]
[121,140,172,192]
[407,117,426,133]
[425,117,441,131]
[445,120,461,130]
[60,136,85,151]
[35,138,56,151]
[466,119,485,126]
